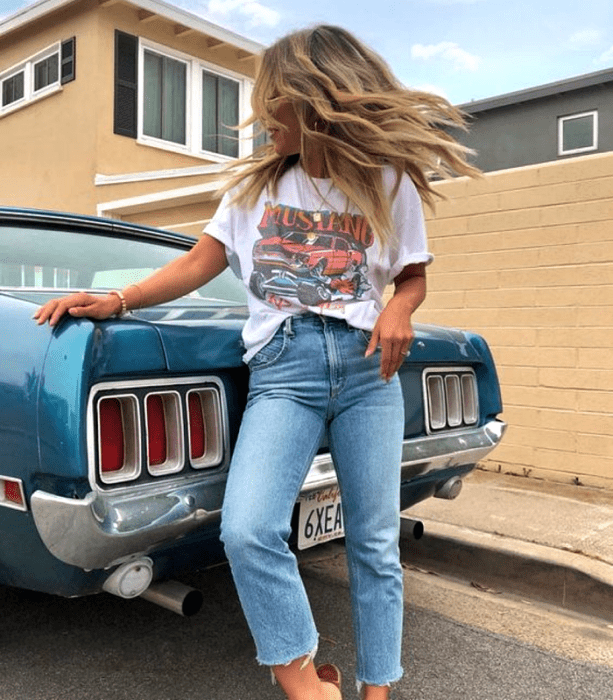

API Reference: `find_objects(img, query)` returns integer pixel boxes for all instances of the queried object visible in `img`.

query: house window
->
[202,70,239,157]
[114,32,254,160]
[0,38,75,116]
[34,53,59,92]
[2,71,24,107]
[143,49,187,145]
[558,111,598,156]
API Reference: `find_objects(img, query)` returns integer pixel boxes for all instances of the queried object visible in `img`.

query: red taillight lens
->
[99,398,125,473]
[188,392,206,460]
[145,391,182,475]
[4,480,22,503]
[1,477,26,511]
[187,389,222,469]
[146,394,167,466]
[97,395,140,484]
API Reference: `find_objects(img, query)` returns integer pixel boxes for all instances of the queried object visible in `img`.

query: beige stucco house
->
[1,0,263,237]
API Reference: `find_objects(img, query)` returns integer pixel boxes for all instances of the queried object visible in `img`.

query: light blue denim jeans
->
[220,313,404,688]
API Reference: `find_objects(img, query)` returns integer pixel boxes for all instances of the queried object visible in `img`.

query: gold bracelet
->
[108,290,127,317]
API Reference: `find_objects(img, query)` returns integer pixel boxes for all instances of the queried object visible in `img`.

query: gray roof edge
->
[1,0,265,54]
[460,67,613,113]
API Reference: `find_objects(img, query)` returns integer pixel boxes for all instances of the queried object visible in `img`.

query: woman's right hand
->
[33,292,122,327]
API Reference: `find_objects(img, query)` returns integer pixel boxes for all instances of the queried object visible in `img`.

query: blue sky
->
[2,0,612,104]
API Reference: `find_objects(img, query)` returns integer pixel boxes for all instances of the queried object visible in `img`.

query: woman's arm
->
[365,262,427,381]
[34,234,228,326]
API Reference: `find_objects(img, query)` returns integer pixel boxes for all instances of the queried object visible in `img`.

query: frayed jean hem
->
[264,640,319,685]
[356,669,403,696]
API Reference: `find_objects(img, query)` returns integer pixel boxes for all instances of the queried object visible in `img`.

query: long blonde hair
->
[223,25,479,244]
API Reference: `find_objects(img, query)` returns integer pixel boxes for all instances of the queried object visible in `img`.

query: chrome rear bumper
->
[303,419,507,491]
[31,419,506,571]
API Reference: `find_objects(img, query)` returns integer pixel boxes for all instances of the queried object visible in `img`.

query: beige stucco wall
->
[0,0,258,220]
[0,0,101,212]
[415,152,613,489]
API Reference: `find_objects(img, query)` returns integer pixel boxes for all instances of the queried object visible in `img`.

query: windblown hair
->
[223,25,479,244]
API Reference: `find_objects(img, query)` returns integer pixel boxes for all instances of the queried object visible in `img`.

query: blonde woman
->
[35,25,477,700]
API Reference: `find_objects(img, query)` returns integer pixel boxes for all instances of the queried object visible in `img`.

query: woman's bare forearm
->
[121,235,228,310]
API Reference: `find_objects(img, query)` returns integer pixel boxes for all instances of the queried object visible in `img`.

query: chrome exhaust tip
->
[434,476,463,500]
[400,517,424,540]
[140,580,204,617]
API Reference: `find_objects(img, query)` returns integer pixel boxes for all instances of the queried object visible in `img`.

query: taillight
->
[98,395,140,484]
[146,395,167,466]
[424,368,479,433]
[145,392,183,475]
[99,398,125,472]
[0,476,27,511]
[187,389,223,469]
[92,379,226,485]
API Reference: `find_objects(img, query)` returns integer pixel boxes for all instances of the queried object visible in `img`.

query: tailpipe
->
[434,476,463,500]
[103,559,203,616]
[400,517,424,540]
[140,580,203,617]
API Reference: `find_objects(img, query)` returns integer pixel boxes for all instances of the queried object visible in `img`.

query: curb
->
[399,516,613,623]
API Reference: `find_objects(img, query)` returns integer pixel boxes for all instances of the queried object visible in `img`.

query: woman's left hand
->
[365,300,415,381]
[365,263,427,382]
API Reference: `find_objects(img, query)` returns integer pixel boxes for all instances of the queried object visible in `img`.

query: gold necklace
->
[264,167,345,222]
[302,168,336,222]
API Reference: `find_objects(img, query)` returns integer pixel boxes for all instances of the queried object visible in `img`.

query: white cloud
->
[205,0,280,28]
[411,83,450,100]
[596,45,613,64]
[411,42,481,72]
[569,29,604,50]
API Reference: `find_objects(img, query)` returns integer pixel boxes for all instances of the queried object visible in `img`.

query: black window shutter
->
[114,31,138,138]
[60,37,76,84]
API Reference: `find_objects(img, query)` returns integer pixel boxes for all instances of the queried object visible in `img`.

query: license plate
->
[297,486,344,550]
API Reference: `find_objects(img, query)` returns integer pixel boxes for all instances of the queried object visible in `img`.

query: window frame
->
[141,44,190,147]
[137,39,254,161]
[1,66,26,109]
[201,67,241,158]
[558,110,598,156]
[0,39,74,118]
[33,48,60,94]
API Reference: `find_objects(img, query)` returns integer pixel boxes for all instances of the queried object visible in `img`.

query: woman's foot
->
[321,681,342,700]
[316,664,342,699]
[273,657,342,699]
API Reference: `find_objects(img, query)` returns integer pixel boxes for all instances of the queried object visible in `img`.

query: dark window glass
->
[202,70,239,157]
[2,71,24,107]
[562,114,595,153]
[34,54,59,91]
[143,50,187,145]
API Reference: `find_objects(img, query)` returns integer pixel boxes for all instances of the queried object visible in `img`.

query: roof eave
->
[460,67,613,114]
[0,0,265,55]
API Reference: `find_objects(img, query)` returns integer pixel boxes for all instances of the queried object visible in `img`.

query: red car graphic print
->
[250,203,373,308]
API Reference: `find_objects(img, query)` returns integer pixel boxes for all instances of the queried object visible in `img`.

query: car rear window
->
[0,223,246,305]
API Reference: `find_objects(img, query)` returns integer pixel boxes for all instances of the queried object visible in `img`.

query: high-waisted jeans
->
[220,313,404,687]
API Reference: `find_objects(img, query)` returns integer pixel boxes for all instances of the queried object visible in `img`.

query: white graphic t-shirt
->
[204,165,433,362]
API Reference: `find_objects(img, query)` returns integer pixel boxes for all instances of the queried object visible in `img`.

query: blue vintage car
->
[0,206,505,614]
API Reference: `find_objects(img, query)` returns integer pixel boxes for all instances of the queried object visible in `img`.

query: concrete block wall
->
[414,152,613,488]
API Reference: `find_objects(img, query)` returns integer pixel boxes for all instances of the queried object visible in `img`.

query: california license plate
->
[297,486,345,550]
